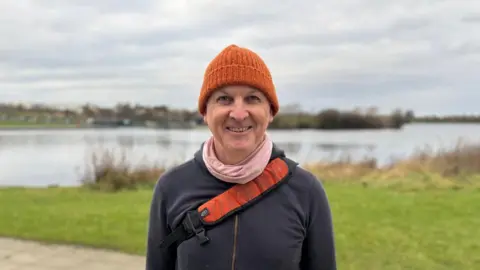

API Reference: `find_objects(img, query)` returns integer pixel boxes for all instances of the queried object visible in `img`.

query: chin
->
[227,142,253,150]
[225,141,255,152]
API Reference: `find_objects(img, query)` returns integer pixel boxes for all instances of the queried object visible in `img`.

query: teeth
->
[228,127,249,132]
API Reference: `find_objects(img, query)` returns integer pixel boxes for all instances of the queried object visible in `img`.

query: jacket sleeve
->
[145,179,176,270]
[301,174,337,270]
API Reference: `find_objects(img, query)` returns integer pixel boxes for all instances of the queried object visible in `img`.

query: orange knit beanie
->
[198,44,279,116]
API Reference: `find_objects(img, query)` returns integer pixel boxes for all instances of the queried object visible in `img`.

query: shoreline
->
[0,125,147,131]
[0,122,476,132]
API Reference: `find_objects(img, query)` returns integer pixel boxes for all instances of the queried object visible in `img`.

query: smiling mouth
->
[226,126,253,133]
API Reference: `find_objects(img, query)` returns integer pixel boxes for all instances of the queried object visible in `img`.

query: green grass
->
[1,183,479,269]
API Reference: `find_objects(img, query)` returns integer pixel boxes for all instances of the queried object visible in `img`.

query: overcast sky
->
[0,0,478,115]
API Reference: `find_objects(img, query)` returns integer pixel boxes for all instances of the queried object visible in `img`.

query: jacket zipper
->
[231,215,239,270]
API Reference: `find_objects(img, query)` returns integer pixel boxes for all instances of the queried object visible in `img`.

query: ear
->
[203,115,208,124]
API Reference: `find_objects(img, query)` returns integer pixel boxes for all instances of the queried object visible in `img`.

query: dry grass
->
[305,139,480,190]
[81,139,480,192]
[81,146,166,192]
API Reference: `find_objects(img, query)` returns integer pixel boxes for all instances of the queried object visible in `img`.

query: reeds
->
[81,139,480,192]
[81,146,166,192]
[304,138,480,190]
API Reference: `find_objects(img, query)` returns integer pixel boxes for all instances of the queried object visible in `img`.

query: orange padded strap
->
[198,157,290,224]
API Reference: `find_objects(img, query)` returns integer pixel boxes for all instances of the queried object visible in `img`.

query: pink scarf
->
[202,134,273,184]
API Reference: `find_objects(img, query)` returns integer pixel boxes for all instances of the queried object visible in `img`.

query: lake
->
[0,123,478,187]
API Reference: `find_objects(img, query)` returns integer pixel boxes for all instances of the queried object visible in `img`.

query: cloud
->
[0,0,478,115]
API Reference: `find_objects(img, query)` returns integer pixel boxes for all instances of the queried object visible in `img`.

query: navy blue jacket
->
[146,144,336,270]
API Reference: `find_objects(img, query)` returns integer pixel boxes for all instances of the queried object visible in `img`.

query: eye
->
[246,95,261,102]
[216,95,232,103]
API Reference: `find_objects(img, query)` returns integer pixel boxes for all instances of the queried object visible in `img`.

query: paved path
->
[0,237,145,269]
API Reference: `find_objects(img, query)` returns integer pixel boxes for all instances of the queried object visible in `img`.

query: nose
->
[229,102,249,121]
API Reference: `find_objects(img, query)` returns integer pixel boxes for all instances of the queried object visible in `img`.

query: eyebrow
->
[217,88,258,96]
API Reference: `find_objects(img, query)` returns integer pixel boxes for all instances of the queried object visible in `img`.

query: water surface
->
[0,123,478,187]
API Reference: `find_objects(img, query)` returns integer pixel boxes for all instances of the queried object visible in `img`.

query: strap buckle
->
[183,211,210,245]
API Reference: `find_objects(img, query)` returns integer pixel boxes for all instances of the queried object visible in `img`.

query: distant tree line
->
[413,115,480,123]
[0,102,477,130]
[268,108,414,130]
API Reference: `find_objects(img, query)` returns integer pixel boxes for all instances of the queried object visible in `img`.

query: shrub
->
[81,139,480,192]
[81,146,166,192]
[304,139,480,190]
